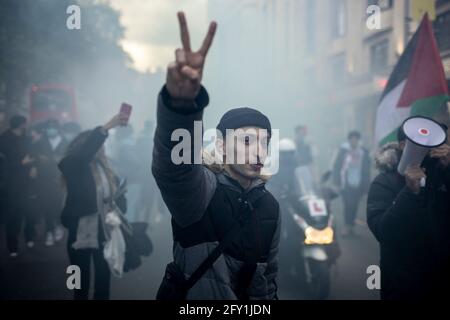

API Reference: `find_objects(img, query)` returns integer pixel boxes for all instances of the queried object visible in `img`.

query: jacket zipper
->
[248,201,262,259]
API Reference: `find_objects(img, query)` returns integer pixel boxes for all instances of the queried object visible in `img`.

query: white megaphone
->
[397,116,447,186]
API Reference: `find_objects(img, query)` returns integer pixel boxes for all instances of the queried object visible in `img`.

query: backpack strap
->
[185,215,243,290]
[185,185,268,294]
[234,187,267,300]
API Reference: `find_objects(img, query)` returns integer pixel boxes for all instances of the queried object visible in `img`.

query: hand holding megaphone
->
[430,144,450,167]
[404,165,426,194]
[397,116,447,190]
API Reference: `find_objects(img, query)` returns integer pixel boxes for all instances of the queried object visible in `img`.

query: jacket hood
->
[375,142,401,172]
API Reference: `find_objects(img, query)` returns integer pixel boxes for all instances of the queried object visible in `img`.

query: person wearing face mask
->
[39,119,66,246]
[0,115,34,257]
[61,121,82,147]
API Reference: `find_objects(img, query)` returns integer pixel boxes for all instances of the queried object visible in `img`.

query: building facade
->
[206,0,450,170]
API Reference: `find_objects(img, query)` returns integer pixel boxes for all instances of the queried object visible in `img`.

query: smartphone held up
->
[119,102,132,125]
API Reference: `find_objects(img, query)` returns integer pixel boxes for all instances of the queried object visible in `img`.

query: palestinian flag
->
[375,13,449,146]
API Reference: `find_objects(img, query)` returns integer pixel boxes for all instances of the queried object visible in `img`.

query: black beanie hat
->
[216,107,271,138]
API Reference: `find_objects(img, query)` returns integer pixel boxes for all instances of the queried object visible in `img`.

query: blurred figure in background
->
[268,138,305,291]
[0,152,6,226]
[295,125,314,168]
[0,108,9,225]
[0,115,34,257]
[61,121,82,149]
[39,119,66,246]
[294,125,316,194]
[0,107,7,134]
[135,120,166,225]
[109,125,140,222]
[58,113,128,300]
[23,124,49,248]
[332,131,370,236]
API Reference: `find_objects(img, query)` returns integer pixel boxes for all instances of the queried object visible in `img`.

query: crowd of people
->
[0,115,75,254]
[0,112,161,299]
[0,114,160,250]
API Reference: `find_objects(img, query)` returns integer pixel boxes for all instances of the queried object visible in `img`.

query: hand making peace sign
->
[166,12,217,100]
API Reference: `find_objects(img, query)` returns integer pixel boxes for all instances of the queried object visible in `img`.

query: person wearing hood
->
[366,126,450,299]
[332,131,370,236]
[152,12,280,300]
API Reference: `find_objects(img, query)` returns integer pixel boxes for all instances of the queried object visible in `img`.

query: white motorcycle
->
[286,168,340,300]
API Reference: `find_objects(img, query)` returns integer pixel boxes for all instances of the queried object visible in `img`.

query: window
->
[370,39,389,73]
[331,0,347,38]
[434,11,450,52]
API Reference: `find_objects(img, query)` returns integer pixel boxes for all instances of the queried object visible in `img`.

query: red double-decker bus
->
[29,84,78,124]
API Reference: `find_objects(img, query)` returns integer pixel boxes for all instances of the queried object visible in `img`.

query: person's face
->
[217,126,270,180]
[349,136,360,149]
[46,126,59,138]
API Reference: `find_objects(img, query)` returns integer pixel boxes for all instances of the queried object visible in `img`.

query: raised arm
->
[59,113,127,170]
[152,12,218,228]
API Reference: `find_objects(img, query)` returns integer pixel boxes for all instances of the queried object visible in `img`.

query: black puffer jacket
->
[367,142,450,299]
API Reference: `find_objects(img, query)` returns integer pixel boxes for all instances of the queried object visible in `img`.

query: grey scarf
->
[71,163,111,250]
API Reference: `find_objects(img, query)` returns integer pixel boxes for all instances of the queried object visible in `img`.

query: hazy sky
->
[109,0,209,72]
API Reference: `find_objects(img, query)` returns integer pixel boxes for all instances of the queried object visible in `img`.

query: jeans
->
[341,186,362,227]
